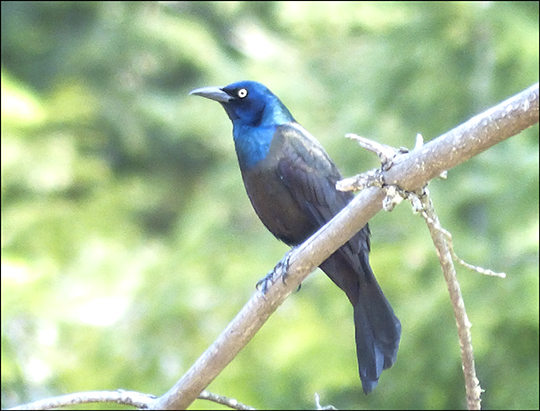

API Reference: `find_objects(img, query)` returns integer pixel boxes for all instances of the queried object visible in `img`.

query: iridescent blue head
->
[190,80,295,127]
[190,81,296,169]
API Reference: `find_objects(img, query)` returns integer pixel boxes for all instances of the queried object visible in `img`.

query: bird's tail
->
[320,250,401,394]
[353,258,401,394]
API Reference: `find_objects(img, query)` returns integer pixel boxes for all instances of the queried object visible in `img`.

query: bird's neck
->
[233,99,294,171]
[261,97,295,127]
[233,124,275,170]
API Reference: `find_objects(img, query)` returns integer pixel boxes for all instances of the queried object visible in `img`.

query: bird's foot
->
[256,248,295,295]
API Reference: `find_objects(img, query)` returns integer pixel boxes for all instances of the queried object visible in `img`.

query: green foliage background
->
[1,2,538,409]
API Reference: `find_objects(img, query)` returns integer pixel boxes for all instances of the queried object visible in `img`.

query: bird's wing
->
[274,122,374,301]
[274,123,370,256]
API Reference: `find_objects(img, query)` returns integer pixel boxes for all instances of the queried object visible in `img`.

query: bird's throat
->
[233,125,275,170]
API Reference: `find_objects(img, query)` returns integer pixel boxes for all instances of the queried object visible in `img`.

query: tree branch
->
[415,189,483,410]
[8,390,156,410]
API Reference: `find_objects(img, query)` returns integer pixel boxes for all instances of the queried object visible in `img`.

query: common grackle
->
[190,81,401,394]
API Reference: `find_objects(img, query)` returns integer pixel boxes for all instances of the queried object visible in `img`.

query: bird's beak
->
[189,86,232,103]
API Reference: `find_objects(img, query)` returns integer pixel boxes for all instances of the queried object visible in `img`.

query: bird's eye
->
[237,88,248,99]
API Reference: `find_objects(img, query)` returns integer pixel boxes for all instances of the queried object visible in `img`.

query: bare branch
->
[409,189,483,410]
[383,83,539,191]
[198,391,255,410]
[8,390,156,410]
[440,225,506,278]
[314,393,337,410]
[344,133,408,170]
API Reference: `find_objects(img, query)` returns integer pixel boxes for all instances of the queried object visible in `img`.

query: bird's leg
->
[256,247,296,295]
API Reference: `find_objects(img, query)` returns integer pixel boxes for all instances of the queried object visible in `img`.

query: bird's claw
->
[256,248,295,295]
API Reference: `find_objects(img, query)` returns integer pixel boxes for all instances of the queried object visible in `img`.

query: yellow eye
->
[237,88,248,98]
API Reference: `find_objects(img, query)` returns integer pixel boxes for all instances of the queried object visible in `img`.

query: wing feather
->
[274,123,369,268]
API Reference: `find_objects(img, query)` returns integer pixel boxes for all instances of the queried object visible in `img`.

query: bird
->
[190,81,401,394]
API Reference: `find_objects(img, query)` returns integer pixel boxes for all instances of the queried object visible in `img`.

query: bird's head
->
[190,81,295,128]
